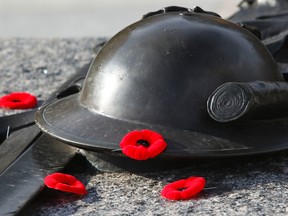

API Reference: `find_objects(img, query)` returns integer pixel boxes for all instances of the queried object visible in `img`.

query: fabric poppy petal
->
[119,130,142,148]
[147,139,167,158]
[119,129,167,160]
[121,144,150,160]
[0,92,37,109]
[44,177,58,188]
[54,182,85,195]
[163,190,183,200]
[161,179,186,200]
[141,129,163,142]
[161,177,206,200]
[44,173,87,195]
[136,145,150,160]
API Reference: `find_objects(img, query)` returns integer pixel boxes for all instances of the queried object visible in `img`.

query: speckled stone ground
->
[0,37,105,116]
[19,154,288,216]
[1,38,288,216]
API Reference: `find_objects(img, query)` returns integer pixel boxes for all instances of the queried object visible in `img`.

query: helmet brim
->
[35,93,288,158]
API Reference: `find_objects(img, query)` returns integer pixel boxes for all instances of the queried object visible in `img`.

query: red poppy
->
[161,176,206,200]
[119,129,167,160]
[0,92,37,109]
[44,173,87,195]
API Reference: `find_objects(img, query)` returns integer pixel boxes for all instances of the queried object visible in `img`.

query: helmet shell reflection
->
[80,11,282,130]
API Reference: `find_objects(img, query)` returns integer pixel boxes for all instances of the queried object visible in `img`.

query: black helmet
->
[35,7,287,158]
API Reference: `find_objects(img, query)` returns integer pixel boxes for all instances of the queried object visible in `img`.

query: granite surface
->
[1,38,288,216]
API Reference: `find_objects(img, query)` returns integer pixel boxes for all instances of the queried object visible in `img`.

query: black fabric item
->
[230,2,288,74]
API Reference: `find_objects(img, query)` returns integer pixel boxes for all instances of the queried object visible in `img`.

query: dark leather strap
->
[0,110,37,144]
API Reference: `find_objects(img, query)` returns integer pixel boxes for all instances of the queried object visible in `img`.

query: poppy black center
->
[11,99,21,102]
[62,180,71,185]
[136,139,150,147]
[178,187,188,191]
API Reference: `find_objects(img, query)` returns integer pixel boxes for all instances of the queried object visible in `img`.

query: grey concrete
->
[0,0,239,37]
[1,38,288,216]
